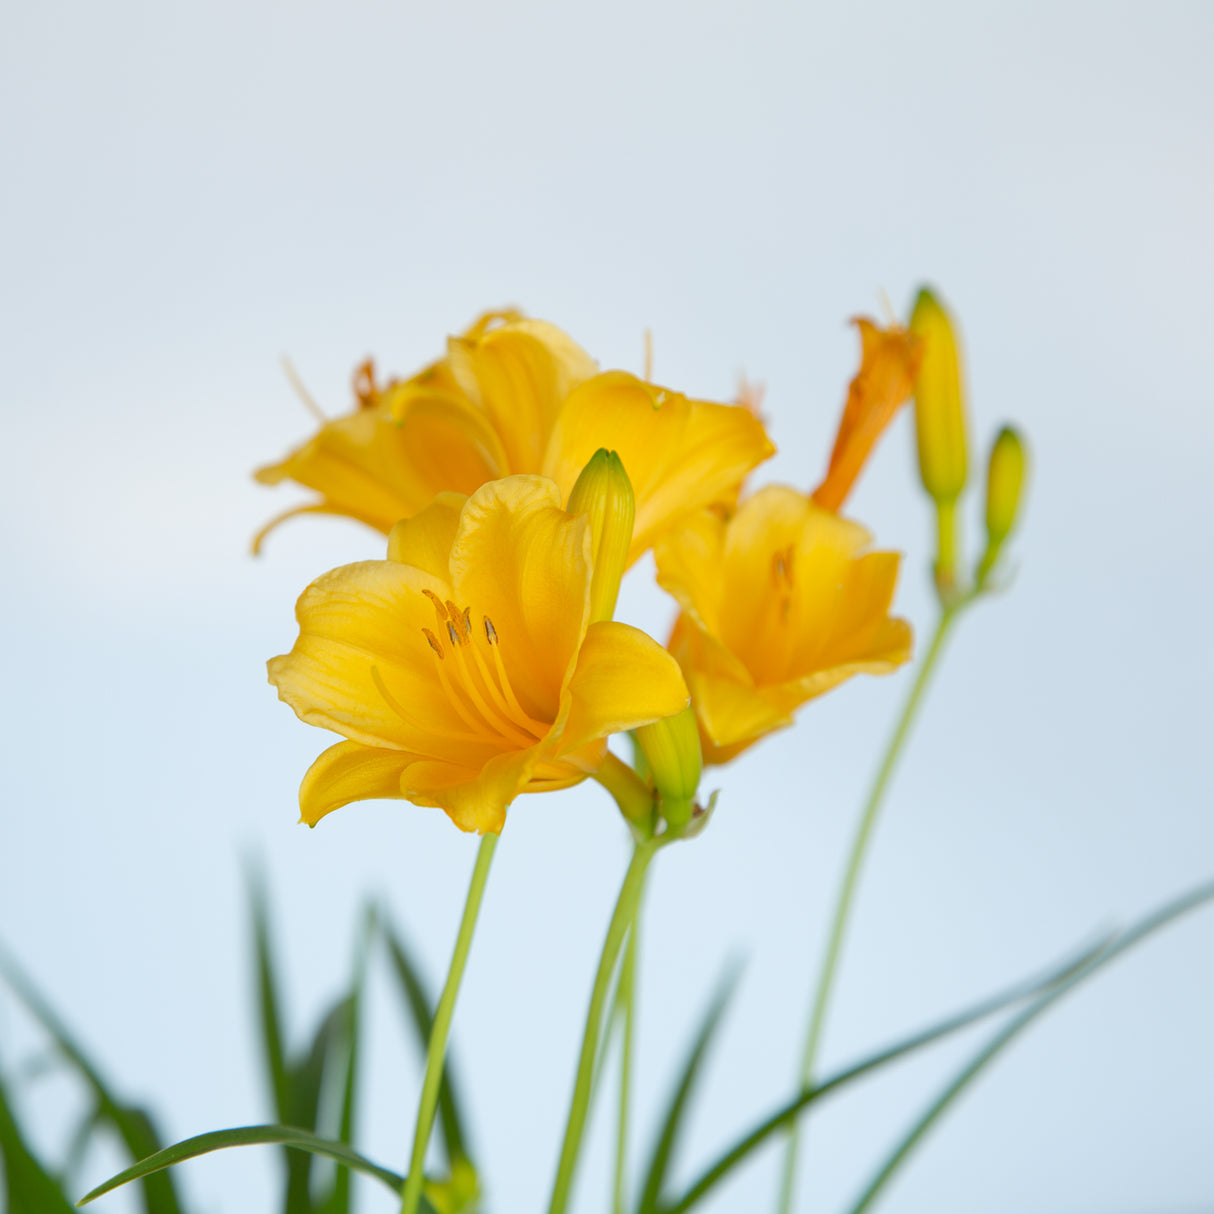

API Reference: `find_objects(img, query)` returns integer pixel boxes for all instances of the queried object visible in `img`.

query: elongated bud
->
[634,706,701,831]
[977,426,1028,586]
[567,449,635,624]
[910,287,969,502]
[909,287,969,592]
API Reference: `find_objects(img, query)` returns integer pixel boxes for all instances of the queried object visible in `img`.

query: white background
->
[3,3,1212,1212]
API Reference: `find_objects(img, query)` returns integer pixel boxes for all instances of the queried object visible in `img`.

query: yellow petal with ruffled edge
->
[407,748,542,835]
[542,371,776,564]
[268,561,504,766]
[559,621,689,755]
[300,740,416,826]
[447,321,599,475]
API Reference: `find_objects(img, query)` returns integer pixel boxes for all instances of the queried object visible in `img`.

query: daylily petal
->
[403,747,541,835]
[542,371,776,563]
[767,618,913,718]
[254,407,425,535]
[448,320,598,474]
[559,621,689,755]
[668,614,791,750]
[652,509,726,635]
[299,740,415,827]
[268,560,501,762]
[449,476,591,725]
[387,492,466,578]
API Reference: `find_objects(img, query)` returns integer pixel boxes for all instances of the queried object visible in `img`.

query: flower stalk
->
[548,837,658,1214]
[399,833,498,1214]
[775,603,962,1214]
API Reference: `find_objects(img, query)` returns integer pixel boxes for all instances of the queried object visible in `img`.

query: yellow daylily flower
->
[810,318,923,514]
[268,475,689,834]
[655,486,912,764]
[255,312,775,563]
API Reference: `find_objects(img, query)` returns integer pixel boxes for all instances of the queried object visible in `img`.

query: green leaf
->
[382,915,474,1171]
[636,962,741,1214]
[250,872,292,1125]
[844,877,1214,1214]
[283,997,351,1214]
[0,1066,78,1214]
[75,1123,441,1212]
[0,946,183,1214]
[317,906,375,1214]
[657,929,1115,1213]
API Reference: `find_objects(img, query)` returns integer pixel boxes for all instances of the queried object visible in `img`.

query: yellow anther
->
[484,616,499,645]
[422,628,445,660]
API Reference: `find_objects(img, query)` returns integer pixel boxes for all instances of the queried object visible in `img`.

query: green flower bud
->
[977,426,1028,587]
[634,706,701,831]
[566,449,636,624]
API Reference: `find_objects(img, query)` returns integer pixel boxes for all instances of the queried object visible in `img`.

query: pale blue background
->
[3,3,1213,1212]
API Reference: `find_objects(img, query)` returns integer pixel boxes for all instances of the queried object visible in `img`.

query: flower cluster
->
[262,309,922,834]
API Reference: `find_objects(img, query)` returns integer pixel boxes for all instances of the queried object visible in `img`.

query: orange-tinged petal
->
[811,318,923,513]
[542,371,776,564]
[449,476,591,725]
[559,621,689,755]
[448,320,599,474]
[299,740,416,827]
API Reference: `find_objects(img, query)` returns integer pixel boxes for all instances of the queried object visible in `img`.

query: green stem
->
[399,833,498,1214]
[774,605,960,1214]
[548,839,658,1214]
[613,909,639,1214]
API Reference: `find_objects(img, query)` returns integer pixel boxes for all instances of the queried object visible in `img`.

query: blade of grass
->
[251,873,292,1124]
[0,1066,78,1214]
[75,1123,440,1210]
[844,877,1214,1214]
[636,962,742,1214]
[656,930,1113,1213]
[283,997,351,1214]
[0,946,182,1214]
[382,916,473,1171]
[318,905,375,1214]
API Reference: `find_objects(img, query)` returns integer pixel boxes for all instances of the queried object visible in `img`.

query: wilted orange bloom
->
[268,476,689,834]
[656,487,912,764]
[255,312,774,564]
[810,318,922,513]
